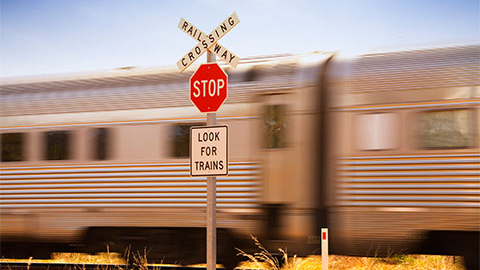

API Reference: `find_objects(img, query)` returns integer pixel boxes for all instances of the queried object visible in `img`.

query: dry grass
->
[51,250,125,265]
[0,246,158,270]
[0,240,466,270]
[327,255,464,270]
[236,236,466,270]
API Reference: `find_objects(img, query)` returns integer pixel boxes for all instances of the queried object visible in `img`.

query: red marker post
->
[322,228,329,270]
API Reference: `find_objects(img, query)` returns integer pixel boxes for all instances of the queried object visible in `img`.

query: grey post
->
[206,50,217,270]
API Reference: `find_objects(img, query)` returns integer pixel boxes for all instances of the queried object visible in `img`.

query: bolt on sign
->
[177,12,240,72]
[190,125,228,176]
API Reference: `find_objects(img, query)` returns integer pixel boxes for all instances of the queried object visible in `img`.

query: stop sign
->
[190,63,228,113]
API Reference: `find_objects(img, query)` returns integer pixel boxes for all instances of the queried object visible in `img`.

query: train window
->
[264,105,287,149]
[245,67,260,81]
[92,128,109,160]
[172,123,204,157]
[419,109,474,149]
[354,113,400,150]
[1,133,24,162]
[45,131,71,160]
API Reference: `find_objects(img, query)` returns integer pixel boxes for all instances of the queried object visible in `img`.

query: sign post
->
[178,12,239,270]
[206,59,217,270]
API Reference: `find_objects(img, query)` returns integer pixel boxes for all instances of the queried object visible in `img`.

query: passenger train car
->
[1,44,479,269]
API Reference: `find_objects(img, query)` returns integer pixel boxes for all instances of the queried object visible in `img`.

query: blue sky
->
[1,0,479,77]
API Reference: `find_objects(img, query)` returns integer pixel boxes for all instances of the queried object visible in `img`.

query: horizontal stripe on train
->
[0,161,261,209]
[338,153,479,208]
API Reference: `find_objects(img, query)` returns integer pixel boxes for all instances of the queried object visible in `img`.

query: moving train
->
[1,44,479,269]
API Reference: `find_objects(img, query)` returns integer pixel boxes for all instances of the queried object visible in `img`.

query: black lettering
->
[182,58,187,67]
[182,21,189,31]
[215,29,219,38]
[200,161,205,170]
[205,161,211,170]
[209,132,214,141]
[219,160,224,170]
[195,46,201,55]
[205,147,215,156]
[213,161,218,170]
[198,133,202,142]
[195,161,200,170]
[202,40,208,49]
[214,44,221,54]
[188,52,194,61]
[228,16,234,26]
[221,50,228,60]
[187,26,194,35]
[220,23,227,33]
[209,34,215,43]
[193,29,198,38]
[229,54,235,63]
[197,32,203,42]
[202,132,208,141]
[215,132,220,141]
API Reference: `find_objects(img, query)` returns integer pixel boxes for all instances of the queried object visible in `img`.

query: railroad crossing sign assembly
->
[178,12,239,270]
[190,125,228,176]
[190,63,228,113]
[177,12,240,72]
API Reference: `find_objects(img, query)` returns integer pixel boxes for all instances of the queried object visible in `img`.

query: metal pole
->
[206,50,216,270]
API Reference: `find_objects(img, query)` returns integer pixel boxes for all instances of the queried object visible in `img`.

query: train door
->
[259,93,292,240]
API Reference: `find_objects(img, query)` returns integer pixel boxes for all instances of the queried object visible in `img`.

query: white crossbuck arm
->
[177,12,240,72]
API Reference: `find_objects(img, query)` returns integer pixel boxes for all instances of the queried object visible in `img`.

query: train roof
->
[2,44,477,94]
[0,52,329,95]
[1,44,478,118]
[345,44,480,93]
[0,52,331,118]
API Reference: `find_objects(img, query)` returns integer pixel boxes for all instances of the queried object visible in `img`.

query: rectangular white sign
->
[177,12,240,72]
[190,125,228,176]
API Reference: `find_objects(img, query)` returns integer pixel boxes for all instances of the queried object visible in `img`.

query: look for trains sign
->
[190,125,228,176]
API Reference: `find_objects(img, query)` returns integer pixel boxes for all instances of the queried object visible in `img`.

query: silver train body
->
[1,44,479,268]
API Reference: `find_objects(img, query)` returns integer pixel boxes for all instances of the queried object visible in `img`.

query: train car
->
[0,44,479,269]
[0,53,315,268]
[326,45,480,269]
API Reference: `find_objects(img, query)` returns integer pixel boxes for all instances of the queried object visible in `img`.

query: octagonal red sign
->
[190,63,228,113]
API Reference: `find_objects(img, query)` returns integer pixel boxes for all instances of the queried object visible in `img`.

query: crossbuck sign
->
[177,12,240,72]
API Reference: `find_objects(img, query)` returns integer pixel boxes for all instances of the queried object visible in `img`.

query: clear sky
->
[1,0,479,77]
